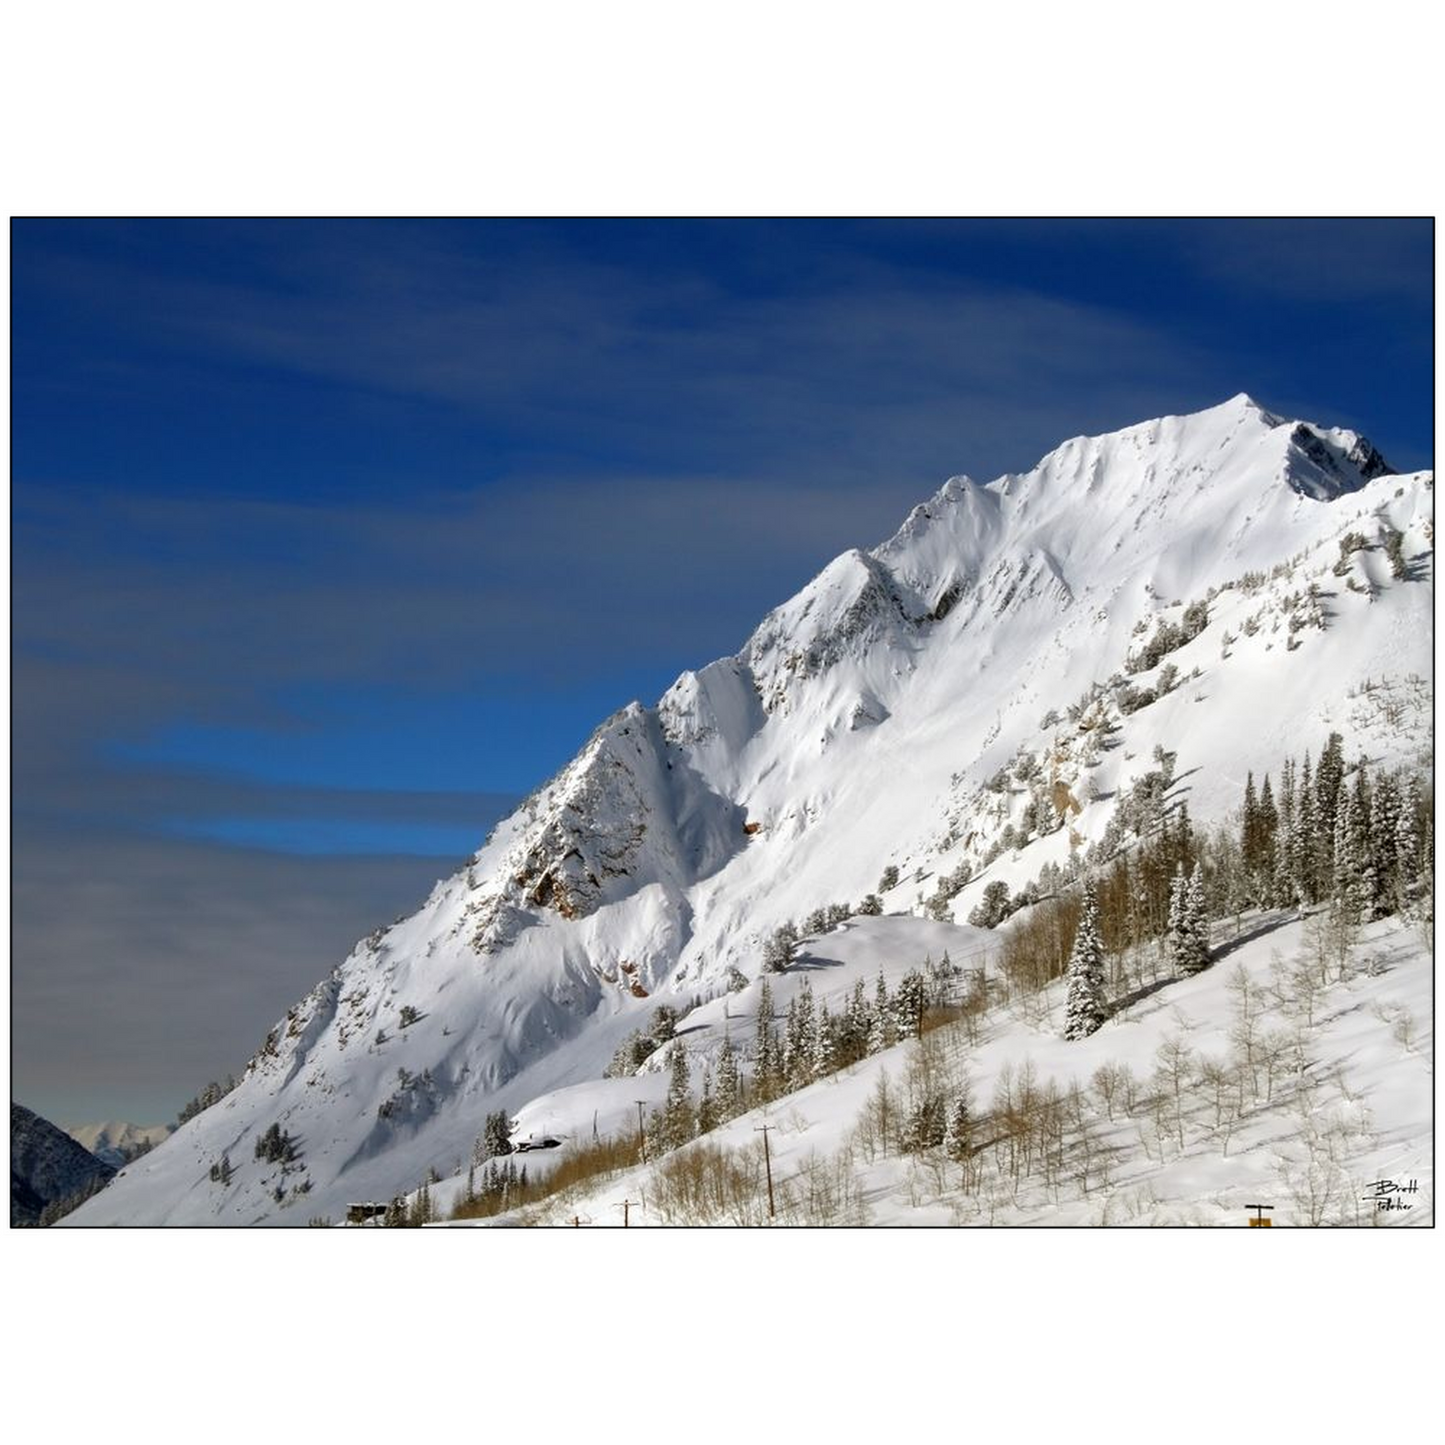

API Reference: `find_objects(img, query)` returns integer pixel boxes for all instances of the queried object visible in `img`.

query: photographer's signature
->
[1362,1179,1419,1212]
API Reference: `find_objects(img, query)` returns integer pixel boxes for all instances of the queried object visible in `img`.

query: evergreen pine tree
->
[1369,772,1401,917]
[782,982,818,1087]
[1258,775,1279,903]
[1315,731,1346,889]
[813,1005,840,1078]
[1332,779,1367,924]
[894,968,928,1041]
[868,971,896,1053]
[1397,773,1424,906]
[1173,800,1195,874]
[1177,866,1210,974]
[753,979,780,1097]
[483,1109,514,1158]
[796,982,817,1082]
[1063,880,1108,1040]
[1296,752,1319,904]
[696,1068,717,1134]
[943,1094,971,1163]
[1275,758,1297,905]
[715,1034,742,1121]
[845,978,871,1063]
[1164,863,1188,972]
[762,921,799,973]
[781,993,801,1084]
[1241,771,1259,880]
[1351,764,1378,917]
[658,1044,694,1151]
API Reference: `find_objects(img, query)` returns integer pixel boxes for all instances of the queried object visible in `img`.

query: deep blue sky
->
[11,218,1432,1121]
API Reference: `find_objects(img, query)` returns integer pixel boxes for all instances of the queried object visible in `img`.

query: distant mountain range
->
[65,1121,174,1169]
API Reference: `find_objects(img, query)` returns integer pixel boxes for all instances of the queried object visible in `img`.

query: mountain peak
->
[1219,390,1278,422]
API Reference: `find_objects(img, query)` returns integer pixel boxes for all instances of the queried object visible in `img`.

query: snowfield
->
[65,394,1433,1227]
[430,907,1431,1227]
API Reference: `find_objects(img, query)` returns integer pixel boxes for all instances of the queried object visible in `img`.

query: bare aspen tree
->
[1227,963,1263,1098]
[1197,1054,1234,1130]
[1284,955,1322,1028]
[1091,1061,1124,1121]
[1257,1028,1293,1103]
[1154,1033,1194,1151]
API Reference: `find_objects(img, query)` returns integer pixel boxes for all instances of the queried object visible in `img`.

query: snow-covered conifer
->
[696,1068,717,1134]
[894,968,928,1041]
[1063,880,1107,1040]
[1396,773,1423,904]
[1295,752,1319,903]
[783,983,818,1087]
[1369,772,1400,917]
[1164,864,1188,972]
[1315,732,1346,886]
[813,1005,841,1078]
[1275,757,1297,906]
[656,1044,695,1152]
[1258,775,1279,902]
[753,978,780,1095]
[844,978,871,1063]
[943,1094,971,1162]
[1177,866,1210,975]
[1333,777,1368,924]
[762,921,799,972]
[868,971,897,1053]
[715,1035,742,1121]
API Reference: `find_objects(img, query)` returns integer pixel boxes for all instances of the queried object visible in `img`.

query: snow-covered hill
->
[67,395,1433,1226]
[434,907,1433,1227]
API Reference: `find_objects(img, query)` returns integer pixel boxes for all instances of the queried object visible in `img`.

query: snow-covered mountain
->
[67,395,1433,1226]
[65,1121,174,1169]
[12,1103,115,1226]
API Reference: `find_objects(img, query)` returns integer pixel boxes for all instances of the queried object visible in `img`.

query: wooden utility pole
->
[615,1198,639,1227]
[634,1100,647,1161]
[755,1124,776,1219]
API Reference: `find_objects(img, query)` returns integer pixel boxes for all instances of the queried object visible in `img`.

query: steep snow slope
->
[68,396,1433,1226]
